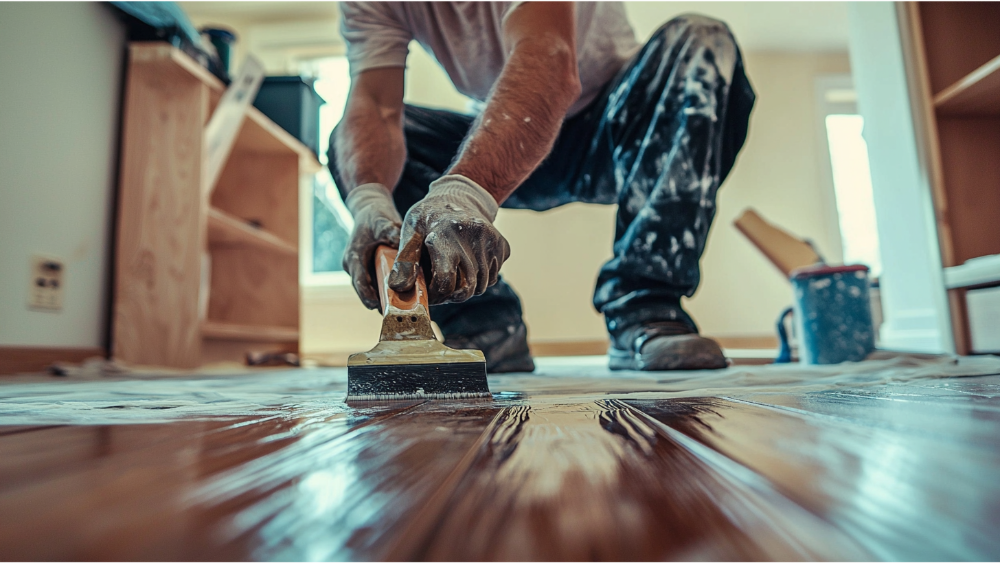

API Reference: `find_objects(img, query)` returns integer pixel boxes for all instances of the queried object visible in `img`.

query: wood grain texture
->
[201,321,299,342]
[934,117,1000,264]
[935,54,1000,116]
[903,4,1000,354]
[113,51,208,369]
[113,44,308,368]
[3,366,1000,560]
[207,247,299,329]
[917,2,1000,96]
[948,288,971,356]
[132,43,319,173]
[207,207,297,256]
[211,152,300,248]
[902,2,957,269]
[243,107,322,172]
[0,347,105,376]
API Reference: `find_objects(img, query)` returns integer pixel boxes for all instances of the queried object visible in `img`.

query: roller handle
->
[374,245,429,317]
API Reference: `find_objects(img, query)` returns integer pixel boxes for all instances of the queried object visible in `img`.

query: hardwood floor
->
[1,356,999,560]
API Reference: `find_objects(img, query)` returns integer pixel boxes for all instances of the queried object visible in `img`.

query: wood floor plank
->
[185,399,502,561]
[627,393,1000,560]
[0,425,64,436]
[0,402,421,561]
[731,378,1000,450]
[3,367,1000,560]
[401,400,867,561]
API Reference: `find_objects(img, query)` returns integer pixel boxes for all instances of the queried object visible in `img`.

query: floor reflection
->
[1,374,999,560]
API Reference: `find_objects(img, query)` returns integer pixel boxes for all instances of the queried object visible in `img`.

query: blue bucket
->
[777,265,875,364]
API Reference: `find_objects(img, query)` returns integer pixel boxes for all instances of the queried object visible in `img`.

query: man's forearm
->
[334,96,407,193]
[450,36,581,204]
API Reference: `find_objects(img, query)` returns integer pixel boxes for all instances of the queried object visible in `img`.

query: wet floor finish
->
[2,356,1000,560]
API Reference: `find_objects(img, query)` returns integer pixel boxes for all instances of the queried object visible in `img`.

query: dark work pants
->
[329,15,755,344]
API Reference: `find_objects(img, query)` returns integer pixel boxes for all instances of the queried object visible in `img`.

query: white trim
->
[966,286,1000,353]
[877,307,942,352]
[299,169,355,288]
[943,254,1000,289]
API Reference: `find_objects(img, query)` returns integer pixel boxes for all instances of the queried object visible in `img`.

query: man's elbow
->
[516,35,581,107]
[550,41,582,102]
[562,66,582,106]
[548,39,582,106]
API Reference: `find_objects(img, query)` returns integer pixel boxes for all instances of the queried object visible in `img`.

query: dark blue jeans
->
[329,15,755,347]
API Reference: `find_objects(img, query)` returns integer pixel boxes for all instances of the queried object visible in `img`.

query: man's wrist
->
[428,174,500,222]
[344,183,401,221]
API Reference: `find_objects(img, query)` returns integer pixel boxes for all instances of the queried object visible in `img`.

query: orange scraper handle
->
[374,245,429,316]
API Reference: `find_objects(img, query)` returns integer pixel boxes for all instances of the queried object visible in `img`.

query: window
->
[298,56,354,286]
[824,114,882,278]
[817,76,882,279]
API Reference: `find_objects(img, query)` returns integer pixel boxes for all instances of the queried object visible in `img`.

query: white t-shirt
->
[339,2,640,117]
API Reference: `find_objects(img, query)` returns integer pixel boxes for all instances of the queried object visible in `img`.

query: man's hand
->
[387,175,510,304]
[342,183,403,309]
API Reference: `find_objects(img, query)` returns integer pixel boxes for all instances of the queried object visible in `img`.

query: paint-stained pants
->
[329,15,755,344]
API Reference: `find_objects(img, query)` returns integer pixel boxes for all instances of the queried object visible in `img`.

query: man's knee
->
[647,14,739,83]
[650,14,738,66]
[653,14,735,45]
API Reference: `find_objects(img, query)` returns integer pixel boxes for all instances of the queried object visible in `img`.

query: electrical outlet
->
[28,255,64,311]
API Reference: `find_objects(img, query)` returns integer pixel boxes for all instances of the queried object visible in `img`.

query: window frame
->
[297,54,354,288]
[300,170,354,287]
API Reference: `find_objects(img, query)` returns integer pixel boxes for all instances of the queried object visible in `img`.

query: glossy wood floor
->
[2,355,1000,560]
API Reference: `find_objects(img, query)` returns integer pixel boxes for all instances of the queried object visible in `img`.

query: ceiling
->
[178,1,850,53]
[623,2,850,53]
[178,1,338,22]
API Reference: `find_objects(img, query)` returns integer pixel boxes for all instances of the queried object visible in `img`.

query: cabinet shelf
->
[113,42,307,368]
[208,207,297,256]
[201,321,299,342]
[935,53,1000,116]
[909,2,1000,355]
[129,42,321,172]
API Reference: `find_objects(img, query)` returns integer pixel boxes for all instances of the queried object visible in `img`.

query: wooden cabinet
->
[112,43,320,368]
[903,3,1000,354]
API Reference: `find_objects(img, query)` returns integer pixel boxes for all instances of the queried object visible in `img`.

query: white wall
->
[0,3,125,348]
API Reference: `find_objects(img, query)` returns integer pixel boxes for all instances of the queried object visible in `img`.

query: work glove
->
[342,183,403,310]
[388,174,510,304]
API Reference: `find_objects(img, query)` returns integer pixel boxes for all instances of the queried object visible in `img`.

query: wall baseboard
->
[529,340,609,357]
[712,335,778,350]
[0,347,106,376]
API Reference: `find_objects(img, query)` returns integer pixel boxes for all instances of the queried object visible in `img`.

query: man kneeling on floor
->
[329,2,756,372]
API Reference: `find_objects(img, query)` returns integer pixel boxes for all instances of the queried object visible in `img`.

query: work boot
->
[444,323,535,373]
[608,320,728,371]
